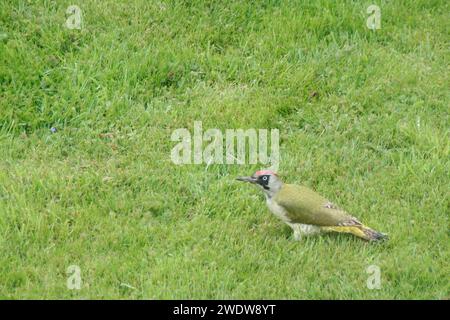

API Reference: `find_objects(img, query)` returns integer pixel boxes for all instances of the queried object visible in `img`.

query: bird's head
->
[236,170,283,198]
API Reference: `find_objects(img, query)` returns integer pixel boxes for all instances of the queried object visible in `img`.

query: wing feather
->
[274,184,357,226]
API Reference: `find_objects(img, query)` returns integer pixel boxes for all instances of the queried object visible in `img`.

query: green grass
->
[0,0,449,299]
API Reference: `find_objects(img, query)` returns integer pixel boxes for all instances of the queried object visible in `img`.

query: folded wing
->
[275,184,360,226]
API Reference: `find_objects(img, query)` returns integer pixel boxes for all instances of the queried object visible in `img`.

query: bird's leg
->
[291,224,303,241]
[291,223,322,241]
[293,230,303,241]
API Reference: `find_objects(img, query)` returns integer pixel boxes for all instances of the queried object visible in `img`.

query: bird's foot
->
[293,230,303,241]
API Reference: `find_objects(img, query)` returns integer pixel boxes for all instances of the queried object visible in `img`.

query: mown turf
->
[0,0,449,299]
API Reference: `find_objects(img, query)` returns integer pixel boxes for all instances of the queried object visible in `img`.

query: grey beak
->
[236,176,257,183]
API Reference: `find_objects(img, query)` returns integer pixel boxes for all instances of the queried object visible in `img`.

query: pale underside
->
[266,197,323,240]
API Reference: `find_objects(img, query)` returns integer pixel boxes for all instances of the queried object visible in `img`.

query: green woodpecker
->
[237,170,387,241]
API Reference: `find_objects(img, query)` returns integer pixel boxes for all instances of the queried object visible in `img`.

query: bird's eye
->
[262,176,268,181]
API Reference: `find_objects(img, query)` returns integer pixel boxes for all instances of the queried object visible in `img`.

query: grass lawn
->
[0,0,449,299]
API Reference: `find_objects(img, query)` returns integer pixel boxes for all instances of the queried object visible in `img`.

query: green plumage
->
[274,184,356,226]
[237,171,387,241]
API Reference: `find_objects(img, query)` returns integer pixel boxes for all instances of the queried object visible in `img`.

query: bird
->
[237,170,387,241]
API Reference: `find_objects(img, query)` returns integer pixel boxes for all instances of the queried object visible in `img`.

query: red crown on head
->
[255,170,278,176]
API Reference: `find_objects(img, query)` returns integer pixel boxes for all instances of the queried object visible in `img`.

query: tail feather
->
[322,225,388,241]
[360,226,388,241]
